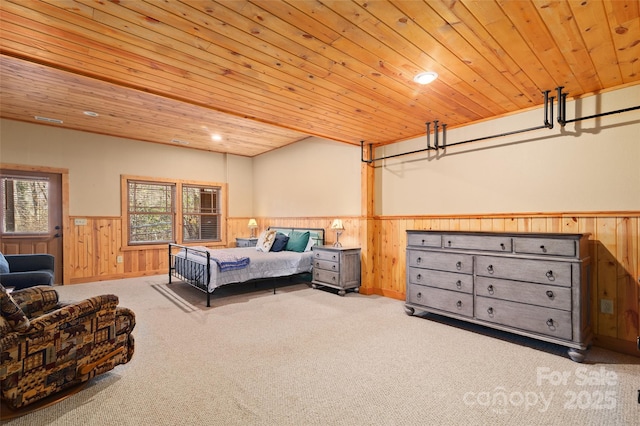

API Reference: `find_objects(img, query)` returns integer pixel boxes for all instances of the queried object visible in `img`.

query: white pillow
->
[304,235,316,252]
[256,229,277,252]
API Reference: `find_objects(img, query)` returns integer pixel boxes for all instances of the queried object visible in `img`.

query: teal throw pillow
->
[0,252,9,274]
[285,231,310,253]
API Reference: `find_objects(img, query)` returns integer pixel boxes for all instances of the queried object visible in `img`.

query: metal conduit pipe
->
[360,88,638,164]
[556,86,640,125]
[361,90,554,164]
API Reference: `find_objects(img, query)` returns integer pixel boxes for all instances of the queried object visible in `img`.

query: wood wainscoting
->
[65,213,638,356]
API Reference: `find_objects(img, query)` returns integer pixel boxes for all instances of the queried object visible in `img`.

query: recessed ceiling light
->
[211,134,222,141]
[83,111,99,117]
[413,71,438,85]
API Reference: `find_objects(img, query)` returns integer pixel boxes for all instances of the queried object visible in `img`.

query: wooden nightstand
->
[236,237,258,247]
[311,245,361,296]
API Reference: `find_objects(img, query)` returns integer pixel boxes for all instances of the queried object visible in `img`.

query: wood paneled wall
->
[66,212,639,355]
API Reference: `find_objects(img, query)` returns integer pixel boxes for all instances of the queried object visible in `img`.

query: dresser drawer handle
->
[416,257,422,264]
[332,255,337,260]
[500,243,505,250]
[332,276,336,281]
[487,265,494,274]
[421,239,426,245]
[487,307,494,316]
[416,273,422,281]
[546,290,554,299]
[487,285,494,295]
[546,318,556,329]
[448,240,452,247]
[417,292,422,299]
[456,261,462,270]
[456,300,462,308]
[540,245,547,253]
[456,280,462,289]
[545,270,555,280]
[332,265,336,270]
[315,253,320,257]
[315,262,320,267]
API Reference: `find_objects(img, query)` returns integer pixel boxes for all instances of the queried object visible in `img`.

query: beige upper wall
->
[253,137,361,217]
[0,119,253,217]
[376,85,640,215]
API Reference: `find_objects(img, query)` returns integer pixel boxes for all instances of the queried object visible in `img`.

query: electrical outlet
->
[600,299,614,314]
[116,255,123,264]
[74,218,87,226]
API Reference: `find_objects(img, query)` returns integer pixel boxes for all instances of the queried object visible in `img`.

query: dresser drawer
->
[476,276,571,311]
[513,237,576,257]
[407,250,473,274]
[314,258,339,272]
[313,249,340,262]
[476,256,573,287]
[407,284,473,317]
[408,268,472,293]
[313,268,339,286]
[407,233,441,248]
[476,296,572,340]
[443,234,512,252]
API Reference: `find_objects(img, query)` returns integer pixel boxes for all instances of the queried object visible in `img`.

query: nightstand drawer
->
[314,258,339,272]
[313,250,340,262]
[236,238,258,247]
[313,268,339,286]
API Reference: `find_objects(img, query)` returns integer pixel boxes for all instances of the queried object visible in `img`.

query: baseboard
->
[593,334,640,358]
[68,270,166,284]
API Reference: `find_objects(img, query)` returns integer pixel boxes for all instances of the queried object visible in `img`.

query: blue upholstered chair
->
[0,253,55,290]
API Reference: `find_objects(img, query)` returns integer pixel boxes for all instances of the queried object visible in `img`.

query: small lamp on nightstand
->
[248,218,258,238]
[330,219,344,247]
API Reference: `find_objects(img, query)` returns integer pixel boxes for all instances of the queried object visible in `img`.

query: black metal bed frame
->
[168,227,325,307]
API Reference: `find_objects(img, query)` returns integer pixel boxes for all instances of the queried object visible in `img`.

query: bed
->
[168,227,325,306]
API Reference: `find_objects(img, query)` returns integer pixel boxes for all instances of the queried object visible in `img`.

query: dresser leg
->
[404,305,415,316]
[567,348,587,363]
[338,289,346,296]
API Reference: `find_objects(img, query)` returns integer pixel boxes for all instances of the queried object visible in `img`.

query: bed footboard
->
[168,243,214,306]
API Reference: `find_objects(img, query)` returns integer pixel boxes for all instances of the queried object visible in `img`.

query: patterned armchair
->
[0,284,135,411]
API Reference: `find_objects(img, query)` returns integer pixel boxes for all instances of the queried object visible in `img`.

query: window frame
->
[121,175,227,250]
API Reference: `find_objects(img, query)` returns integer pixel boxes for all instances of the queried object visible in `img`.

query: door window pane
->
[1,176,49,234]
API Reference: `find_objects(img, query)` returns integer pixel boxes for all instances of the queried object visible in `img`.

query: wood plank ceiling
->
[1,0,639,157]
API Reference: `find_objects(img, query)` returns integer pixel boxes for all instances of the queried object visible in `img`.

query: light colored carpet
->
[3,275,639,426]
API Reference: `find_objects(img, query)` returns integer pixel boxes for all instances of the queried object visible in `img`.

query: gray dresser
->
[405,230,592,362]
[311,246,361,296]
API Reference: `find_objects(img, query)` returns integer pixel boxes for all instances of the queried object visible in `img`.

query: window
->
[1,175,49,234]
[123,176,226,247]
[127,181,175,244]
[182,185,221,242]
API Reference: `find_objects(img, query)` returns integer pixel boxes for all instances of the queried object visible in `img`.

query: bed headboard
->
[267,227,325,247]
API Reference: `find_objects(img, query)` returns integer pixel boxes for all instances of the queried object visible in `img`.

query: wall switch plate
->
[600,299,614,314]
[74,218,87,226]
[116,255,123,264]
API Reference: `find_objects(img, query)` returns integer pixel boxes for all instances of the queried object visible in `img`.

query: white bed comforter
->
[179,247,313,291]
